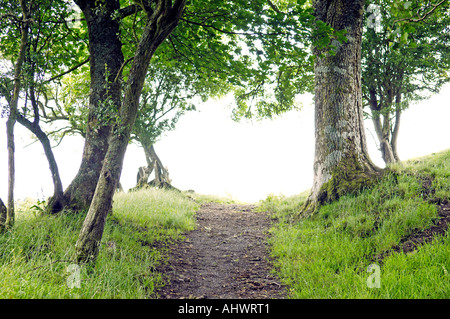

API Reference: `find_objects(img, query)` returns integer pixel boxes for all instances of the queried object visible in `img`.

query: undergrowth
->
[261,149,450,298]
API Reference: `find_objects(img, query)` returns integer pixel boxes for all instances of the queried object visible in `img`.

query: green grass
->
[0,188,199,298]
[182,191,242,204]
[261,149,450,298]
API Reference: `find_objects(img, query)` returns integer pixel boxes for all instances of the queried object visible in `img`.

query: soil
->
[155,202,287,299]
[394,199,450,253]
[374,175,450,263]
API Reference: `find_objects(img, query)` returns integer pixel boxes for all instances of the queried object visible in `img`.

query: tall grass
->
[0,188,198,298]
[263,149,450,298]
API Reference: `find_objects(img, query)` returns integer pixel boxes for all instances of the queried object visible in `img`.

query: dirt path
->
[155,202,287,299]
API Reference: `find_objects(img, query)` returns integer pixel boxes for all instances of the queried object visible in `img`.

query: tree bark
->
[75,0,186,264]
[48,0,124,213]
[302,0,381,216]
[380,108,395,165]
[6,114,16,229]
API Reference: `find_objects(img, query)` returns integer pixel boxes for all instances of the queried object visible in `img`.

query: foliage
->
[362,0,450,119]
[116,0,343,121]
[0,0,89,137]
[19,0,328,147]
[386,0,449,48]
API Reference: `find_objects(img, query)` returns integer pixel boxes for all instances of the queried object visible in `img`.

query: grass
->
[0,188,199,298]
[182,191,242,204]
[261,149,450,298]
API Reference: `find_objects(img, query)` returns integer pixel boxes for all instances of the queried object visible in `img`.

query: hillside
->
[261,149,450,298]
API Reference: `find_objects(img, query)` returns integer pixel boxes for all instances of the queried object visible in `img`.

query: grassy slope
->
[0,188,199,298]
[260,149,450,298]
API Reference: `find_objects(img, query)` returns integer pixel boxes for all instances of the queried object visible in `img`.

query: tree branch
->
[180,18,284,36]
[394,0,446,23]
[44,58,89,83]
[113,56,134,83]
[114,4,143,20]
[266,0,286,14]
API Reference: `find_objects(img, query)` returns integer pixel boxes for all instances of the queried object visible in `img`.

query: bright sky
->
[0,84,449,203]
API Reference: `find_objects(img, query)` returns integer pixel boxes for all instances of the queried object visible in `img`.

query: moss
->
[318,151,380,206]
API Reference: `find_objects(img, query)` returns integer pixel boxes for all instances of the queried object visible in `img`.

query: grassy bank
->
[0,188,199,298]
[261,149,450,298]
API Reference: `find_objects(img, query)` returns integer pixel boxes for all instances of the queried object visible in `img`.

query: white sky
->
[0,84,449,203]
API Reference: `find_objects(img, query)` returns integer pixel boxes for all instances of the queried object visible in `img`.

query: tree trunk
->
[16,114,65,213]
[380,138,396,165]
[48,0,124,213]
[5,117,16,228]
[0,198,6,233]
[391,93,402,162]
[135,143,173,189]
[302,0,381,216]
[75,0,186,264]
[369,94,402,165]
[3,0,29,231]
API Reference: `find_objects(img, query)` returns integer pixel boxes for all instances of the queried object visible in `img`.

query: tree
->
[301,0,382,216]
[132,70,193,189]
[0,0,90,215]
[362,0,450,164]
[47,0,125,214]
[74,0,187,264]
[0,0,30,230]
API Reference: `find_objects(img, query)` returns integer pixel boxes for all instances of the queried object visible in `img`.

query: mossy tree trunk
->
[47,0,124,214]
[75,0,186,264]
[302,0,381,216]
